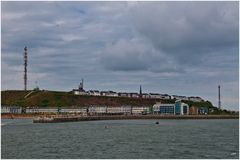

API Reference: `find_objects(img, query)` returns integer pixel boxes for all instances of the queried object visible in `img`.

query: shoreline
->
[1,114,239,121]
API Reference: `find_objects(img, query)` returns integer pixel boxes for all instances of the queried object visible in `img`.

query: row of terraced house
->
[72,81,204,102]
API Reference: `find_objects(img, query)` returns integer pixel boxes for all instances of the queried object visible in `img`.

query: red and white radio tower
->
[24,46,28,90]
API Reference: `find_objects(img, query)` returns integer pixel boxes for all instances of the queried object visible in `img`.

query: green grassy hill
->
[1,90,214,108]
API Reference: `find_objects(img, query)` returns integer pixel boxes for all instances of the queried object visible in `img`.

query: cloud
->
[127,2,238,65]
[100,38,184,73]
[1,1,239,110]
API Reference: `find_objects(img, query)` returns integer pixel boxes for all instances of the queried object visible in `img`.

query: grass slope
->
[2,90,214,108]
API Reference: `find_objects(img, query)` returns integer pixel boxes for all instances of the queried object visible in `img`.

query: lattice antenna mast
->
[24,46,28,90]
[218,85,221,109]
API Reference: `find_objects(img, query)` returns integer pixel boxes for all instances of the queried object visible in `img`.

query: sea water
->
[1,119,239,159]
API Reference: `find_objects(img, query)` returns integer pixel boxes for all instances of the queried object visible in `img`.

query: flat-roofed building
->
[153,100,189,115]
[38,108,58,113]
[107,107,123,113]
[2,106,22,114]
[153,103,175,115]
[1,106,10,113]
[88,106,107,113]
[175,100,189,115]
[132,106,150,114]
[26,108,58,113]
[189,106,199,115]
[60,108,87,113]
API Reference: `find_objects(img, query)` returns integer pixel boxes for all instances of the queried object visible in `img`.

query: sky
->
[1,1,239,111]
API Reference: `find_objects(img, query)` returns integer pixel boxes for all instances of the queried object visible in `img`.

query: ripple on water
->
[1,119,239,159]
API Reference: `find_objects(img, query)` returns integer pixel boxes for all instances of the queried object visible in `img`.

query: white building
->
[188,96,204,102]
[88,106,107,113]
[73,79,87,95]
[118,92,128,97]
[1,106,10,113]
[100,91,108,96]
[101,91,118,97]
[2,106,22,114]
[88,90,101,96]
[132,106,150,114]
[159,94,171,99]
[73,89,88,95]
[172,95,188,101]
[128,93,139,98]
[30,108,58,113]
[26,108,40,113]
[142,93,150,99]
[121,106,132,114]
[37,108,58,113]
[60,108,87,113]
[149,93,161,99]
[107,91,118,97]
[107,107,124,113]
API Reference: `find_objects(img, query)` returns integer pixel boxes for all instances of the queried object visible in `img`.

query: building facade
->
[153,101,189,115]
[189,106,199,115]
[175,100,189,115]
[1,106,22,114]
[153,103,175,114]
[198,107,208,115]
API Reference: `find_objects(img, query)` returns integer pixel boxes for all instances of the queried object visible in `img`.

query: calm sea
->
[1,119,239,159]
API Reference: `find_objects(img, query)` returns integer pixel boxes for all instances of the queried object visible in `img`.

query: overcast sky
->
[1,1,239,110]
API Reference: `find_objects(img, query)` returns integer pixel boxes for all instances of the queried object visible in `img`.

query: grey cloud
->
[100,38,182,73]
[1,2,239,110]
[127,2,238,64]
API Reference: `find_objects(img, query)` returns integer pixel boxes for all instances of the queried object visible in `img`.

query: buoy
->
[230,152,236,156]
[155,122,159,124]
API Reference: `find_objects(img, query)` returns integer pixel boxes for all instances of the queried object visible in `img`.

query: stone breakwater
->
[32,115,239,123]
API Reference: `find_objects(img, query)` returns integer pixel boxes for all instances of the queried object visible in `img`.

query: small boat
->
[155,121,159,124]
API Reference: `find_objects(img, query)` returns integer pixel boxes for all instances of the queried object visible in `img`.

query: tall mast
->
[24,46,28,90]
[218,85,221,109]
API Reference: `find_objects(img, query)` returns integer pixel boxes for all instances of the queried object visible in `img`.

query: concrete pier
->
[33,115,239,123]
